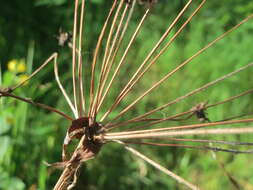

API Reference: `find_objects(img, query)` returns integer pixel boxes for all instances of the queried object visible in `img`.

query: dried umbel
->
[1,0,253,189]
[62,117,104,162]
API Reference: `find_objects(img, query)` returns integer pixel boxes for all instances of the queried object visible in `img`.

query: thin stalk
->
[216,112,253,122]
[210,152,241,190]
[11,53,58,91]
[104,127,253,140]
[100,0,125,80]
[105,14,253,124]
[145,137,253,146]
[207,88,253,109]
[72,0,79,114]
[53,53,78,118]
[101,0,206,121]
[96,0,137,114]
[0,90,72,121]
[91,0,126,118]
[77,0,86,116]
[110,88,253,130]
[104,0,196,119]
[98,7,151,120]
[89,0,118,118]
[115,140,199,190]
[123,141,253,154]
[106,62,253,129]
[106,118,253,136]
[108,109,193,130]
[109,110,194,130]
[94,2,130,115]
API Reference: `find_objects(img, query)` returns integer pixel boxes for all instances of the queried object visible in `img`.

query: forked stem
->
[1,52,75,120]
[53,53,78,118]
[11,53,58,91]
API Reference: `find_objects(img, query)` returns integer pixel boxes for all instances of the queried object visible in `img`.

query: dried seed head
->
[191,102,210,122]
[68,117,104,140]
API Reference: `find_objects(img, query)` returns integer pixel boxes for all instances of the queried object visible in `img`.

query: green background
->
[0,0,253,189]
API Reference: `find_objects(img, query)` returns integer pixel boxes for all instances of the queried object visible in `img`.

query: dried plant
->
[1,0,253,189]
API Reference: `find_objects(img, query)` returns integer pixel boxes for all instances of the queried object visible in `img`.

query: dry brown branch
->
[53,53,78,118]
[104,127,253,140]
[53,134,103,190]
[0,90,72,121]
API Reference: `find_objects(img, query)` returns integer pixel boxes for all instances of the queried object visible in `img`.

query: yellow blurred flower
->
[17,60,26,73]
[7,59,18,72]
[18,74,29,85]
[7,59,26,73]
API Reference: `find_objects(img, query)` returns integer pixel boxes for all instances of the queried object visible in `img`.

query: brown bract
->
[63,117,105,162]
[53,118,105,190]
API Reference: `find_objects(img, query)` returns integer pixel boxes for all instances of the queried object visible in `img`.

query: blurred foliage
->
[0,0,253,190]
